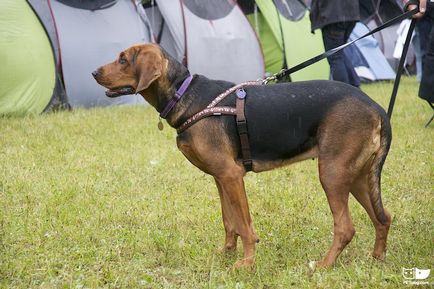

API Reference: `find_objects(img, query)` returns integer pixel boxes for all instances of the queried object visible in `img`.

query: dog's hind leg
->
[214,164,259,269]
[351,172,392,260]
[316,160,355,269]
[350,116,392,260]
[350,125,392,260]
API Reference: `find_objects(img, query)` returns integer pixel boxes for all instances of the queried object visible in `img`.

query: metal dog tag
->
[158,119,164,131]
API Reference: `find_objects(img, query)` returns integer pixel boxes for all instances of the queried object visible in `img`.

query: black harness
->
[176,82,257,172]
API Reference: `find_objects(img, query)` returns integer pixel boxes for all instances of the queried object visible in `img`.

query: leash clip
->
[261,68,287,84]
[261,75,276,85]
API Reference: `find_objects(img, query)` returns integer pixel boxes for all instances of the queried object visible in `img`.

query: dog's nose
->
[92,70,99,79]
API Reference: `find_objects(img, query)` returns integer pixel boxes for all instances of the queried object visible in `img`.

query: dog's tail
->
[368,115,392,225]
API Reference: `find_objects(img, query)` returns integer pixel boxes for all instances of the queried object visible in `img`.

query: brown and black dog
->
[93,43,392,269]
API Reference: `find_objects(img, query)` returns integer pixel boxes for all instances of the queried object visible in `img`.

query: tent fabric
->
[239,0,284,75]
[256,0,329,81]
[27,0,69,112]
[272,0,305,21]
[366,0,409,70]
[246,12,283,74]
[147,0,265,84]
[50,0,150,108]
[183,0,234,20]
[145,5,182,63]
[27,0,61,66]
[348,22,396,81]
[55,0,118,10]
[182,1,264,83]
[0,0,55,115]
[148,1,185,64]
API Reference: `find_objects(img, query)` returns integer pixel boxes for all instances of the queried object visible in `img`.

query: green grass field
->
[0,77,433,288]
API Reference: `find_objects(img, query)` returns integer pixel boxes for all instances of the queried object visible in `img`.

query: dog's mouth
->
[105,86,135,98]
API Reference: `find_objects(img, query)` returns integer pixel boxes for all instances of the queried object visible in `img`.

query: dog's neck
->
[140,51,193,128]
[158,73,193,120]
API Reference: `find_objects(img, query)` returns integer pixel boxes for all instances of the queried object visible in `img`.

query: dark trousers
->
[418,14,434,103]
[322,21,360,87]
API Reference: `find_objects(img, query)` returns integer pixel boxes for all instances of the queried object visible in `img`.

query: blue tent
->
[347,23,396,82]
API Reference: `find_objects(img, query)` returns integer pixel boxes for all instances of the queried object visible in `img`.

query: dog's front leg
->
[215,178,239,253]
[214,166,259,269]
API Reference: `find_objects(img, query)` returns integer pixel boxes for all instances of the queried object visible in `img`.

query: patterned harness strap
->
[176,106,237,133]
[176,81,259,134]
[176,80,260,172]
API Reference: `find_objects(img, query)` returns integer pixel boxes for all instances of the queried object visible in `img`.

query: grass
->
[0,77,432,288]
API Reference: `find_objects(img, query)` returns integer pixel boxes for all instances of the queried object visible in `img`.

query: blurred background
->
[0,0,416,115]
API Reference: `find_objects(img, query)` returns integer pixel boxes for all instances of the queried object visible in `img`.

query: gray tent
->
[143,0,265,84]
[49,0,152,107]
[347,23,396,82]
[364,0,415,70]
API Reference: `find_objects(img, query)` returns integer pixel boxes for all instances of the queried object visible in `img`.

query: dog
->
[93,43,392,269]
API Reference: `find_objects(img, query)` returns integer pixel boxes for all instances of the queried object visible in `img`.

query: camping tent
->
[364,0,416,70]
[240,0,413,82]
[0,0,151,116]
[48,0,151,108]
[239,0,329,81]
[346,23,396,82]
[143,0,265,84]
[0,0,66,116]
[238,1,283,75]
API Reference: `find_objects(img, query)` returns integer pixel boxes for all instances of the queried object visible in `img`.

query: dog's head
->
[92,43,167,97]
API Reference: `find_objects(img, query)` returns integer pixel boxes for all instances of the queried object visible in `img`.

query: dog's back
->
[242,80,390,166]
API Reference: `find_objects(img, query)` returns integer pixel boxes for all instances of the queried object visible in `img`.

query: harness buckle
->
[243,159,253,172]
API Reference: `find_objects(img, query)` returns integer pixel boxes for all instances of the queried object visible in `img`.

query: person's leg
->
[419,17,434,103]
[343,22,360,87]
[322,23,350,84]
[418,17,432,61]
[415,18,431,80]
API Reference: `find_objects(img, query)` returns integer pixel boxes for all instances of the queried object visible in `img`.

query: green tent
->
[246,10,283,75]
[0,0,57,116]
[240,0,329,81]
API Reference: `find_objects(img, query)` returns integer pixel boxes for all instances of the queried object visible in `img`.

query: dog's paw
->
[314,259,334,270]
[233,257,255,270]
[372,250,387,261]
[217,244,237,255]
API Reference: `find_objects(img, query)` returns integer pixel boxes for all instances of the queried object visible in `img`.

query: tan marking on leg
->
[177,121,257,268]
[215,178,238,253]
[316,160,355,269]
[351,174,392,260]
[214,165,258,269]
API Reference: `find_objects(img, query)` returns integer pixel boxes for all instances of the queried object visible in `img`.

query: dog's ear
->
[135,54,162,93]
[136,65,162,93]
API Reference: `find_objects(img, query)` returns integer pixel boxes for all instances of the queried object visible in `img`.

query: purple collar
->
[159,75,193,119]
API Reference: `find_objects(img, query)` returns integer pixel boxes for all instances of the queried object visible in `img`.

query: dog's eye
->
[119,57,127,65]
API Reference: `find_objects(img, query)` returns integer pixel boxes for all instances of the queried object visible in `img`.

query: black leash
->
[262,7,419,119]
[265,8,419,82]
[387,18,417,118]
